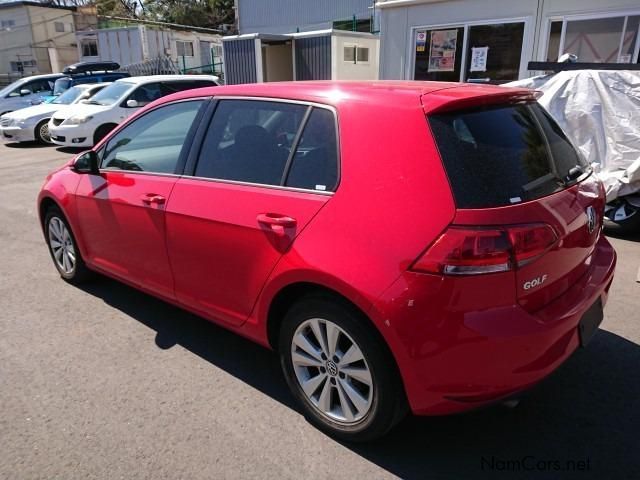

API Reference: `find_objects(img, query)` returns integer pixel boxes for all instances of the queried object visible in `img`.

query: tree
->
[145,0,234,29]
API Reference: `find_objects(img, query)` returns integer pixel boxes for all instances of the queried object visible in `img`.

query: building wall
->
[0,5,34,77]
[378,0,640,80]
[378,0,535,80]
[26,5,78,73]
[332,34,379,80]
[238,0,373,34]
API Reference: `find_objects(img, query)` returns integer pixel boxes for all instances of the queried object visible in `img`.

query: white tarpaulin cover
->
[505,70,640,202]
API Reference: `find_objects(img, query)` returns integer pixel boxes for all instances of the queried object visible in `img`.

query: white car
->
[0,83,110,144]
[48,75,220,148]
[0,73,64,116]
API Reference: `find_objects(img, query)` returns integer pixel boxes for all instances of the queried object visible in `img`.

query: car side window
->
[127,82,162,106]
[101,100,204,174]
[194,100,307,186]
[285,108,339,192]
[162,80,215,95]
[8,79,50,97]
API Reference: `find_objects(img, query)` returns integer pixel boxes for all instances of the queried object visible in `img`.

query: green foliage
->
[145,0,235,29]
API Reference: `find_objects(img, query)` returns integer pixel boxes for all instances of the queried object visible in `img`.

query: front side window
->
[195,100,308,186]
[101,100,204,174]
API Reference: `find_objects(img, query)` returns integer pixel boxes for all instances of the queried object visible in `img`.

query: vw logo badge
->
[586,206,596,234]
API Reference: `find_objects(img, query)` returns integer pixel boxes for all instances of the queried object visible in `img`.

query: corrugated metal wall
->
[238,0,373,34]
[223,39,257,84]
[295,36,331,80]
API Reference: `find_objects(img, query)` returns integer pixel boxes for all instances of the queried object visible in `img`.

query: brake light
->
[411,224,557,275]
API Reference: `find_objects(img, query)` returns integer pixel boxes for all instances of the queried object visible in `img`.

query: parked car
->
[0,74,64,116]
[1,83,110,144]
[46,61,130,102]
[48,75,220,147]
[38,81,616,441]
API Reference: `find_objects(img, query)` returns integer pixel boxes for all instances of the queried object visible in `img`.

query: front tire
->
[279,295,406,441]
[35,119,52,144]
[44,206,92,283]
[93,124,116,146]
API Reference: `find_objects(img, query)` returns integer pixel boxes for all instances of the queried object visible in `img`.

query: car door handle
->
[257,213,297,236]
[141,193,166,205]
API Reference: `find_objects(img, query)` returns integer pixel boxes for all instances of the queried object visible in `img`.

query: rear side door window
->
[285,107,339,192]
[195,99,339,191]
[101,100,205,174]
[194,100,308,186]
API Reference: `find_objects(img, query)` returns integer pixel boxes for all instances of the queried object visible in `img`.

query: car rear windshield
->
[428,102,588,209]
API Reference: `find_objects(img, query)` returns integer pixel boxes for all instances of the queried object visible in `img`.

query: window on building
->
[546,14,640,64]
[55,21,65,33]
[1,19,16,28]
[9,60,37,73]
[465,22,525,83]
[176,40,194,57]
[81,39,98,57]
[414,22,525,83]
[344,45,369,64]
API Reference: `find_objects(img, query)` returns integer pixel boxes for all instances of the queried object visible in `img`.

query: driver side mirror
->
[20,89,31,96]
[73,150,100,175]
[126,99,139,108]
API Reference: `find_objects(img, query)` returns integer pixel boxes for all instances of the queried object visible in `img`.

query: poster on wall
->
[428,29,458,72]
[416,31,426,52]
[470,46,489,72]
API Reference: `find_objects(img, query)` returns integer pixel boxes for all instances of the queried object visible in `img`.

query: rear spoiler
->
[422,87,542,115]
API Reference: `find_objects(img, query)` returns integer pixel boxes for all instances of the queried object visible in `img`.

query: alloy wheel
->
[39,122,51,143]
[48,217,76,275]
[290,318,374,424]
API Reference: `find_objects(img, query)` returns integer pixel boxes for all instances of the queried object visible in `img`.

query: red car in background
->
[38,81,616,441]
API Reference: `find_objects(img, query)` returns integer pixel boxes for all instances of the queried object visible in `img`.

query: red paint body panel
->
[165,178,329,326]
[37,81,617,416]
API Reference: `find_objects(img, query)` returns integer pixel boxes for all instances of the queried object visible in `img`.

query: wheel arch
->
[264,279,409,410]
[93,122,118,144]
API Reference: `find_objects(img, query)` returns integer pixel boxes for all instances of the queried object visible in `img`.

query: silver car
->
[0,83,110,144]
[0,74,64,117]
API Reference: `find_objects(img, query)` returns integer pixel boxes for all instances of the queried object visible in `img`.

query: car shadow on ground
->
[55,146,86,155]
[3,141,52,149]
[79,278,640,479]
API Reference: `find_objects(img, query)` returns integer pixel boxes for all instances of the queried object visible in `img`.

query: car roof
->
[17,73,65,82]
[156,80,534,109]
[75,82,111,90]
[114,75,219,85]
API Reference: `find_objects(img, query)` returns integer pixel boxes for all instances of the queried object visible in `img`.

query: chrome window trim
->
[188,95,341,195]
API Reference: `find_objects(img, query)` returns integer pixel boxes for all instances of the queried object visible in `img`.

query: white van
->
[48,75,219,147]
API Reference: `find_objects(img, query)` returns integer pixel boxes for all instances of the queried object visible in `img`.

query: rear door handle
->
[141,193,166,205]
[257,213,297,236]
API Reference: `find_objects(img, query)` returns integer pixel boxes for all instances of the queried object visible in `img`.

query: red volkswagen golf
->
[38,81,616,441]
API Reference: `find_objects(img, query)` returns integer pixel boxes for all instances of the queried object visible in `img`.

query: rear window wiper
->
[564,164,590,184]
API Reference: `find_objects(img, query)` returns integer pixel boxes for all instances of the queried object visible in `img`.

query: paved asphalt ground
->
[1,141,639,480]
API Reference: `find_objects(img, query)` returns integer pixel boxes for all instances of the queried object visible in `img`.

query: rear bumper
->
[372,235,616,415]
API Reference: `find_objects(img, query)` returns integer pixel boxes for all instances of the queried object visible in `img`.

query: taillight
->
[411,224,557,275]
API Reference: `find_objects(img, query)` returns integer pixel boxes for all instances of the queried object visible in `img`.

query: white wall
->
[332,34,380,80]
[0,6,34,76]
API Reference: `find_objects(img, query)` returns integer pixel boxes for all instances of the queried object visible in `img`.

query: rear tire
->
[603,200,640,234]
[44,206,92,283]
[93,124,116,146]
[34,119,52,144]
[279,294,406,442]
